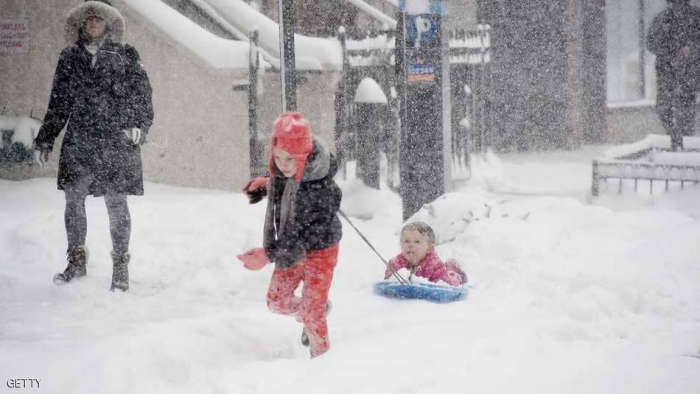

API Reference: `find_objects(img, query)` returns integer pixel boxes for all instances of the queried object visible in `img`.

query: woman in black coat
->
[34,0,153,291]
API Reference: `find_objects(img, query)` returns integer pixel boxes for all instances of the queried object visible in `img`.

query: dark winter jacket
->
[35,2,153,196]
[263,138,343,269]
[647,1,700,93]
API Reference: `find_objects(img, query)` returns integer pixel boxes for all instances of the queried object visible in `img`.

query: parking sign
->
[406,14,440,49]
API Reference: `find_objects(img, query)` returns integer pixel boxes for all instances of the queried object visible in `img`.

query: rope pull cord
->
[337,210,409,286]
[407,265,419,283]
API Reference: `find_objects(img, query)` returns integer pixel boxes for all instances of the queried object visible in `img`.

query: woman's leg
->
[104,193,131,254]
[267,263,305,315]
[55,175,92,283]
[64,176,92,251]
[300,243,339,358]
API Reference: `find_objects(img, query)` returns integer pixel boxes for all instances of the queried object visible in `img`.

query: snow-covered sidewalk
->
[1,147,699,394]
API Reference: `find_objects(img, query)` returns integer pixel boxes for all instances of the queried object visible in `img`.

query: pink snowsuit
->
[384,250,465,286]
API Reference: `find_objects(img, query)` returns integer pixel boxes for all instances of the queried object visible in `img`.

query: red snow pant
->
[266,243,339,358]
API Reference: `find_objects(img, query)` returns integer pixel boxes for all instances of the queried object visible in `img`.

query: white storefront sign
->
[0,19,29,53]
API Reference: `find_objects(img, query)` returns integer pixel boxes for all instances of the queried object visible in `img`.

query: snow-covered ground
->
[1,147,699,394]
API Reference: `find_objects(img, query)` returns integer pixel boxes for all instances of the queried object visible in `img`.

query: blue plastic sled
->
[374,281,468,303]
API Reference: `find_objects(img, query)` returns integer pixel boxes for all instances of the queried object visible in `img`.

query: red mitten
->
[237,248,269,270]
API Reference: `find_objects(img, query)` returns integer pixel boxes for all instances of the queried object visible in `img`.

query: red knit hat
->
[269,112,313,181]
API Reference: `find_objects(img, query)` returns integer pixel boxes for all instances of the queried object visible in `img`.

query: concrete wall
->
[0,0,66,118]
[0,0,340,191]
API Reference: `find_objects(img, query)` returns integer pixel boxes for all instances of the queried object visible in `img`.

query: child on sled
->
[385,222,467,286]
[237,112,343,358]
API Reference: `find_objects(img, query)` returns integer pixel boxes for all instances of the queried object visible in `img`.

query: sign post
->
[278,0,296,112]
[397,0,451,220]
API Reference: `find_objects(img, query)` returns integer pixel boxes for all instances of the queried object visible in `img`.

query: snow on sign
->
[0,19,29,53]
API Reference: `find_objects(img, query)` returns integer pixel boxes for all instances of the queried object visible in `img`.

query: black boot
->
[53,246,89,285]
[110,250,130,292]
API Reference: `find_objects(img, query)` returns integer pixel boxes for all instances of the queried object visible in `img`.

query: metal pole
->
[639,0,646,98]
[336,26,348,179]
[591,159,600,196]
[278,0,297,112]
[249,29,260,178]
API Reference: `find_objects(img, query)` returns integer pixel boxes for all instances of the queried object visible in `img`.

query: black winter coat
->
[647,2,700,93]
[35,39,154,196]
[265,150,343,269]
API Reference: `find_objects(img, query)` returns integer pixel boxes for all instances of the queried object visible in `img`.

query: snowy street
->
[2,148,700,394]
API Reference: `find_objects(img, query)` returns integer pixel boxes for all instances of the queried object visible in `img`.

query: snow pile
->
[404,192,495,244]
[466,150,517,193]
[338,177,400,220]
[353,78,388,104]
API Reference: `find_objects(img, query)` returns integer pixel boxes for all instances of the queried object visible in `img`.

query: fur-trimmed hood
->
[65,1,125,44]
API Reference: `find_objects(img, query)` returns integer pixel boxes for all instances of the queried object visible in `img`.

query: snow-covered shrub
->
[0,116,40,163]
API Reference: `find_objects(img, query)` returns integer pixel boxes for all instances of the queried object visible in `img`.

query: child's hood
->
[300,137,331,182]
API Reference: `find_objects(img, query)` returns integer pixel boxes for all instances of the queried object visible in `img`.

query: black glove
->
[242,177,268,204]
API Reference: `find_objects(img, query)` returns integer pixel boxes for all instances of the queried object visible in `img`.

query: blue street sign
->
[406,14,439,48]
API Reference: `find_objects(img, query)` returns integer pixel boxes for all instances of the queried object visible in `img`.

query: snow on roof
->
[344,0,397,28]
[0,116,41,149]
[200,0,343,71]
[354,78,388,103]
[122,0,250,70]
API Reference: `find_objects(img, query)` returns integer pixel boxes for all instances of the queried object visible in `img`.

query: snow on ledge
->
[607,100,656,109]
[605,135,700,159]
[122,0,250,70]
[604,135,659,158]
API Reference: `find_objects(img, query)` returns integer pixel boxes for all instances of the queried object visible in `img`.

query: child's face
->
[400,229,433,265]
[273,147,297,178]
